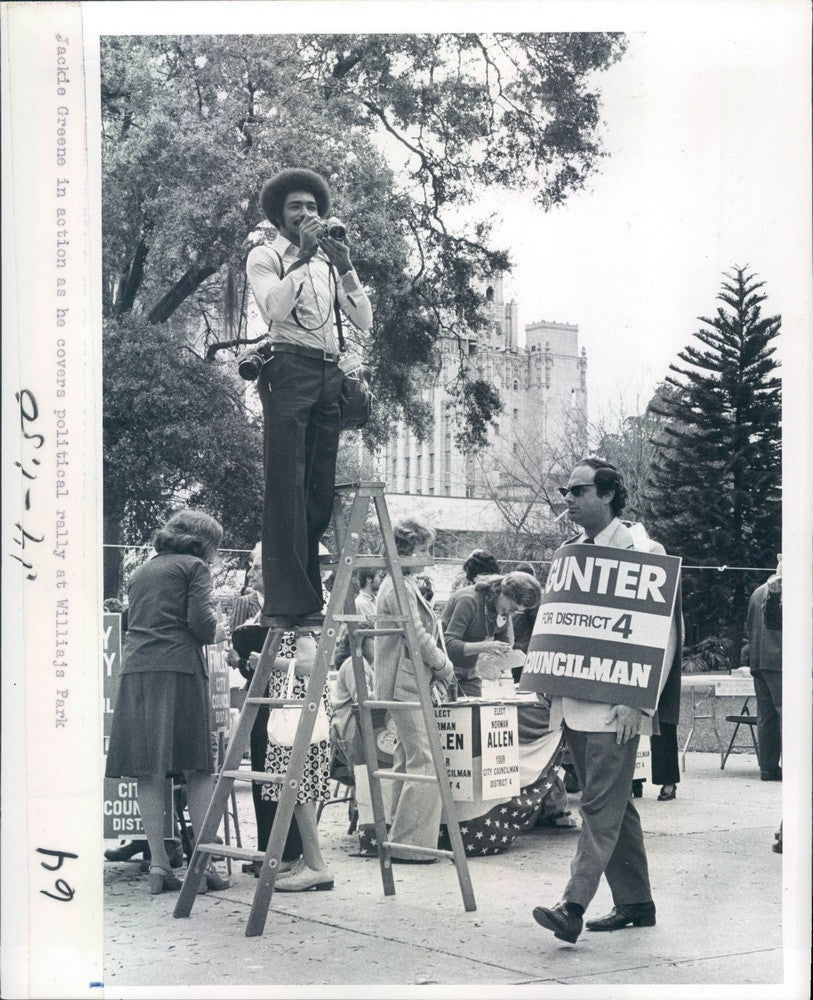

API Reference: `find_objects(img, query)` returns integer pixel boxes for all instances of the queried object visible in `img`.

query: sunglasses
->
[558,484,597,498]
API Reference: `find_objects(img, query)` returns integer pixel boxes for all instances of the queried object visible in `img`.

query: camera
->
[237,341,274,381]
[322,217,347,242]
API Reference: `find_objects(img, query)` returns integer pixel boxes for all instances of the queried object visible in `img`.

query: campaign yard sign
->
[519,543,681,711]
[434,705,474,800]
[479,704,520,800]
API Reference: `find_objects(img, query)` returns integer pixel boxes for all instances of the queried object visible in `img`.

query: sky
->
[487,11,810,423]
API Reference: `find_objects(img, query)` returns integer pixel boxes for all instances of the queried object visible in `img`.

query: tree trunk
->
[147,264,219,324]
[113,238,149,315]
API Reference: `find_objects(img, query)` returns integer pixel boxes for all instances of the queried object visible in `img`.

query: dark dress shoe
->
[232,623,270,658]
[105,839,148,862]
[760,770,782,781]
[586,902,656,931]
[298,610,325,627]
[657,784,677,801]
[259,614,300,629]
[532,901,583,943]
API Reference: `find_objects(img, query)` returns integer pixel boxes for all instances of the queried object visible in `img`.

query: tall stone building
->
[379,278,588,505]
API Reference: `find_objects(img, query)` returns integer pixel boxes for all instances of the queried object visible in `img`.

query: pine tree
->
[647,266,781,663]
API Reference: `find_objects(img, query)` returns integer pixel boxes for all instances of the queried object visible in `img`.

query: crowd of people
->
[103,504,570,893]
[104,166,781,938]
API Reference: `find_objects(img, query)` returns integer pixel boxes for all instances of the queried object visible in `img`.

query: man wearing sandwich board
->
[521,458,682,944]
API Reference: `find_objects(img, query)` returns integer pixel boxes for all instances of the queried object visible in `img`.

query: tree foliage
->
[103,316,264,595]
[646,266,782,655]
[101,32,627,590]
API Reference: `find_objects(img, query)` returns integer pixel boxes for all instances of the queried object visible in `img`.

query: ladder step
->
[331,614,409,623]
[363,699,421,710]
[331,555,430,570]
[383,841,454,860]
[334,480,384,493]
[221,770,285,784]
[196,843,265,863]
[245,697,305,707]
[373,769,438,784]
[355,627,405,637]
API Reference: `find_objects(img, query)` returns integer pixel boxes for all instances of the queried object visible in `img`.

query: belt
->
[266,342,340,364]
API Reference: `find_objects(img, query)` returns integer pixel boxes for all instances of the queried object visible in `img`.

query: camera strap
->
[269,249,345,353]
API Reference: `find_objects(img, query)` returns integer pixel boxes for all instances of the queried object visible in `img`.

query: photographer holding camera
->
[245,169,373,629]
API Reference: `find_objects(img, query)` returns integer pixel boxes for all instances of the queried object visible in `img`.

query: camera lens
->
[237,354,262,381]
[327,223,346,241]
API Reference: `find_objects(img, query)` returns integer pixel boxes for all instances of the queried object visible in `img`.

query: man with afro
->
[246,168,373,627]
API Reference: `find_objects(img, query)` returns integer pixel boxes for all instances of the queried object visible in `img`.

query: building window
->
[513,408,519,421]
[465,485,475,498]
[429,452,435,476]
[513,378,519,391]
[404,457,410,493]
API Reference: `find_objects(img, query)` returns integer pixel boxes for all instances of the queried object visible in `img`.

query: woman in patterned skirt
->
[259,630,334,891]
[105,509,229,895]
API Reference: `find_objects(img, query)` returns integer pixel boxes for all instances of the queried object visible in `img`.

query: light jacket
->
[374,574,454,702]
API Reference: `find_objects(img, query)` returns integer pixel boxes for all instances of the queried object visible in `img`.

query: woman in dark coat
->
[105,509,227,894]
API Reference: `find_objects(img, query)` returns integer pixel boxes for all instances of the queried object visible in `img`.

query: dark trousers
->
[752,670,782,775]
[563,727,652,909]
[250,704,302,859]
[258,352,343,619]
[651,722,680,786]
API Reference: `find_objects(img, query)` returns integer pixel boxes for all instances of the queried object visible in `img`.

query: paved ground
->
[102,751,790,997]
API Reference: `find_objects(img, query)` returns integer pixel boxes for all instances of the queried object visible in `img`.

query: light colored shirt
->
[354,589,377,620]
[246,233,373,370]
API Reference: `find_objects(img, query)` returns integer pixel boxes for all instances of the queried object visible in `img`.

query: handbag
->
[266,660,330,747]
[331,278,373,432]
[339,372,373,431]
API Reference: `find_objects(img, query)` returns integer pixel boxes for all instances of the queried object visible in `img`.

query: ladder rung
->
[221,770,285,784]
[334,481,384,493]
[319,553,435,569]
[355,627,405,636]
[196,843,265,863]
[373,769,438,784]
[382,841,454,860]
[331,614,409,623]
[363,699,421,710]
[245,697,304,706]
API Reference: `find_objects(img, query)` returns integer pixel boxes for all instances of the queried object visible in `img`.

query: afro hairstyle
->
[260,168,332,226]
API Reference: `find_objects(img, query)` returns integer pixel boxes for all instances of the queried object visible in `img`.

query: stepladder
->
[173,481,476,936]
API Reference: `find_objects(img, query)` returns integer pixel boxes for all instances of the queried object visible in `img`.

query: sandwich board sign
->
[519,543,681,711]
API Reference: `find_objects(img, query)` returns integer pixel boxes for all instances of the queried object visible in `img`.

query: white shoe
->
[273,863,334,892]
[275,857,305,880]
